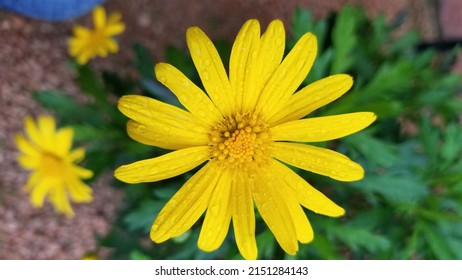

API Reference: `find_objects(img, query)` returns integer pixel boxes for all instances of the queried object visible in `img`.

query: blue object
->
[0,0,105,21]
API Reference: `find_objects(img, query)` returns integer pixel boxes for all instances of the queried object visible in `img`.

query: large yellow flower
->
[115,19,376,259]
[15,116,93,217]
[68,5,125,65]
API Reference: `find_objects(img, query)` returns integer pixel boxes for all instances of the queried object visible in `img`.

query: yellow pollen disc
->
[41,152,66,177]
[209,113,271,168]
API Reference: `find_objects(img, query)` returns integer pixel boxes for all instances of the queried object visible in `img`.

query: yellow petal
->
[229,19,261,111]
[186,26,233,116]
[114,146,209,184]
[96,46,108,57]
[37,115,56,151]
[104,17,125,36]
[107,12,122,24]
[49,184,74,217]
[29,179,52,208]
[197,168,232,252]
[72,25,90,37]
[65,177,93,203]
[76,52,91,65]
[151,163,220,242]
[279,188,313,243]
[256,32,317,120]
[232,170,257,260]
[252,168,298,255]
[118,95,209,136]
[24,116,43,148]
[243,19,285,112]
[127,119,208,150]
[268,74,353,125]
[155,63,223,126]
[68,147,85,163]
[55,127,74,157]
[272,160,345,217]
[18,154,40,169]
[15,134,40,158]
[271,112,377,142]
[93,6,106,29]
[69,41,83,56]
[273,142,364,182]
[72,165,94,180]
[106,39,119,53]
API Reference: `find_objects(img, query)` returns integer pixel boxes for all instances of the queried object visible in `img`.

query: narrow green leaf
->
[351,173,429,204]
[133,43,155,79]
[75,64,107,101]
[123,200,162,233]
[421,222,455,259]
[331,5,359,73]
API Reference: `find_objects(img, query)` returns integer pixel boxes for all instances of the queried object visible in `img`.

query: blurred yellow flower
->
[68,5,125,65]
[15,116,93,217]
[115,19,376,259]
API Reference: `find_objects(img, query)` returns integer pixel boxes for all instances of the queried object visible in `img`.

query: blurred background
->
[1,0,461,259]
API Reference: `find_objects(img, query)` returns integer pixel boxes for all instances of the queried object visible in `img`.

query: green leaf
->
[438,222,462,259]
[166,46,196,79]
[440,123,462,164]
[33,90,97,122]
[328,225,391,254]
[129,250,151,260]
[133,43,155,79]
[172,231,191,243]
[352,173,429,204]
[305,48,333,84]
[72,124,106,142]
[421,222,456,259]
[256,230,276,259]
[331,5,359,73]
[310,234,340,259]
[75,64,107,102]
[123,199,162,233]
[102,71,136,97]
[343,133,400,168]
[291,7,328,50]
[388,30,420,54]
[153,183,180,199]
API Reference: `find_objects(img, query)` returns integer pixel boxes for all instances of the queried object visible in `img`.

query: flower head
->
[68,5,125,65]
[115,19,376,259]
[15,116,93,217]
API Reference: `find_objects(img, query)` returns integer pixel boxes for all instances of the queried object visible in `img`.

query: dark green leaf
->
[123,199,162,233]
[331,5,359,73]
[133,43,155,79]
[75,64,107,101]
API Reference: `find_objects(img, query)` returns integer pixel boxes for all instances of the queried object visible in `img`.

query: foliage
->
[34,5,462,259]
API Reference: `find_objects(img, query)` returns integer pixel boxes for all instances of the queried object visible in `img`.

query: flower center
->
[209,113,271,167]
[87,29,108,49]
[41,152,65,177]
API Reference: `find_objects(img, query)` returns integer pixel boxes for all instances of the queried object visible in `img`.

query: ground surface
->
[0,0,460,259]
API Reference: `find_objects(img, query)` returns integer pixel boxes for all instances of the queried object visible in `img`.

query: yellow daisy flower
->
[68,5,125,65]
[115,19,376,259]
[15,116,94,217]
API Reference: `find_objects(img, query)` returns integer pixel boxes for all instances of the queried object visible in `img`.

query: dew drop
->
[159,76,167,84]
[169,199,178,208]
[202,71,210,81]
[210,204,220,215]
[275,38,283,47]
